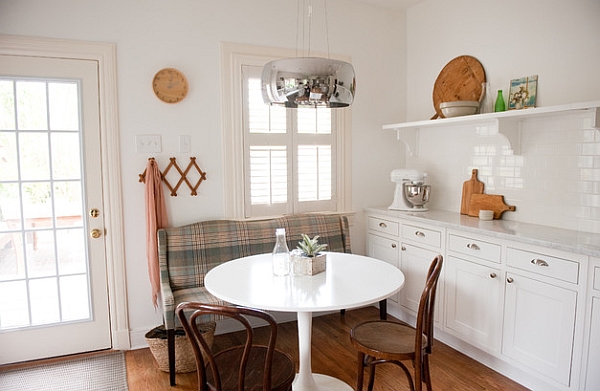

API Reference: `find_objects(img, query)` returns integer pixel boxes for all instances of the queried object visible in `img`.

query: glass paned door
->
[0,54,110,363]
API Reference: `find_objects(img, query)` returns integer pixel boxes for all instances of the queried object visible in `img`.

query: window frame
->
[221,42,351,219]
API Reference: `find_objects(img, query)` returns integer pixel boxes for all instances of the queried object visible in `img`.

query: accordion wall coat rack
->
[139,157,207,196]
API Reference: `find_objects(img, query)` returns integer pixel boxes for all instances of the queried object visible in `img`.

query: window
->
[222,43,351,219]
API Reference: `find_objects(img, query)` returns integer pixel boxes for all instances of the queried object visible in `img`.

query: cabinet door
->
[585,296,600,390]
[445,256,503,353]
[502,273,577,386]
[366,233,400,303]
[399,243,442,321]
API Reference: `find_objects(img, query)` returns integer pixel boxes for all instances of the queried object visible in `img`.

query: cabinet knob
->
[489,273,497,279]
[530,258,549,267]
[391,243,397,249]
[467,243,480,250]
[401,246,406,251]
[379,222,387,228]
[415,231,425,237]
[506,277,514,284]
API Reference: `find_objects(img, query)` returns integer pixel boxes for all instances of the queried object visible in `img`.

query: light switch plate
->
[179,135,191,153]
[136,134,162,153]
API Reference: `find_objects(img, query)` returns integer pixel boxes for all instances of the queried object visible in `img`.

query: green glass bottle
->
[494,90,506,112]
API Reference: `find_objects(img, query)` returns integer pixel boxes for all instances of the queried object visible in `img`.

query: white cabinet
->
[503,271,577,386]
[399,243,441,316]
[366,215,400,303]
[398,222,444,323]
[582,258,600,390]
[445,255,504,353]
[445,231,504,353]
[366,232,400,303]
[365,209,591,391]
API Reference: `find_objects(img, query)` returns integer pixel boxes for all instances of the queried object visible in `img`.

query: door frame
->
[0,35,130,350]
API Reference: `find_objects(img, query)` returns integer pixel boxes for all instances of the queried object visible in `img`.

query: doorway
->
[0,36,128,363]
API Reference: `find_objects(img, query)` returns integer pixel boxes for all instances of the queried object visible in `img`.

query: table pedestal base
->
[293,374,354,391]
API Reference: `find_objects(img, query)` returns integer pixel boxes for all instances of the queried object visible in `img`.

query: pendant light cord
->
[295,0,331,58]
[323,0,330,59]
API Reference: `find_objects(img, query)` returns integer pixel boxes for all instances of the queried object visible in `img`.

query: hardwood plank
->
[125,306,530,391]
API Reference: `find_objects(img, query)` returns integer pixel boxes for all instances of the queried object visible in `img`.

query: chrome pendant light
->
[261,0,356,108]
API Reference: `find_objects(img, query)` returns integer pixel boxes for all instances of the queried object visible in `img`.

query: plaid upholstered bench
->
[158,213,351,385]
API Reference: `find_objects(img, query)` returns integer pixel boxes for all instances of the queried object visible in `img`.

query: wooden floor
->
[125,306,530,391]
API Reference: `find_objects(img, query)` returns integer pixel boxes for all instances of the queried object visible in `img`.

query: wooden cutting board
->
[468,194,516,219]
[460,169,484,215]
[432,55,486,119]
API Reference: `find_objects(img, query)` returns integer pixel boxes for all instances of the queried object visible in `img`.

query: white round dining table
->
[204,252,405,391]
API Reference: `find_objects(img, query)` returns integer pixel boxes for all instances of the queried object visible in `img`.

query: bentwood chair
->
[350,255,443,391]
[176,302,296,391]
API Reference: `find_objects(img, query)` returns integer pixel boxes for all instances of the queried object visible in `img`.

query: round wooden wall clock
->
[152,68,189,103]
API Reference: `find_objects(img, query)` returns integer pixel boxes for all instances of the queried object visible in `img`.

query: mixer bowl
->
[404,184,431,209]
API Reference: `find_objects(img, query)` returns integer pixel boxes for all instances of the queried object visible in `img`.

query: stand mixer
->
[388,169,431,211]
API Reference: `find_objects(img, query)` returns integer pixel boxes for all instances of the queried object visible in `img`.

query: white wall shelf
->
[383,101,600,156]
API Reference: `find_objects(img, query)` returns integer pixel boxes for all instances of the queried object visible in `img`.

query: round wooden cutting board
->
[432,55,486,118]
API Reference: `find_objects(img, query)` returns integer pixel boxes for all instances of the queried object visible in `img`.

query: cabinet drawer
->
[448,234,501,263]
[368,216,399,237]
[401,224,442,248]
[506,247,579,284]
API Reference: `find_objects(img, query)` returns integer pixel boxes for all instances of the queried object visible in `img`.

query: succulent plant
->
[297,234,327,257]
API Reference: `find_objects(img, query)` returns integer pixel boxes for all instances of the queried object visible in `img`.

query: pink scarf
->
[145,158,168,308]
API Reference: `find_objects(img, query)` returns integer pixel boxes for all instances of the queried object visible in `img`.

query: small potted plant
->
[293,234,328,275]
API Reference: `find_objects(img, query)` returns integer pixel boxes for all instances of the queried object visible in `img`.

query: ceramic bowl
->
[440,101,479,117]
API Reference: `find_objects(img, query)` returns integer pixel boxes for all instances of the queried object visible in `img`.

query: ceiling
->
[354,0,424,10]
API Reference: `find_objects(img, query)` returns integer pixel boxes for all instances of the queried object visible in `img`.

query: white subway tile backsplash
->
[407,110,600,234]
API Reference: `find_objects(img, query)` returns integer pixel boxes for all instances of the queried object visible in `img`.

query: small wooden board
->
[460,169,484,215]
[432,55,486,119]
[468,194,516,219]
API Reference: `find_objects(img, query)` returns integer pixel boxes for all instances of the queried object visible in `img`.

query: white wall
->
[404,0,600,233]
[0,0,406,346]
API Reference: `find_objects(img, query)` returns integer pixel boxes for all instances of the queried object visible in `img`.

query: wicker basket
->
[145,322,216,373]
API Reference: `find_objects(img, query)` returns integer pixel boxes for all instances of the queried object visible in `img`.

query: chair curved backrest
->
[176,302,294,391]
[414,255,443,356]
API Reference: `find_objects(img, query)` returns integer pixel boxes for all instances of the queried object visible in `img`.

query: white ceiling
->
[354,0,424,10]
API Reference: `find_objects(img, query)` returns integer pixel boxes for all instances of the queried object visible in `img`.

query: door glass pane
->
[29,277,60,325]
[49,82,79,131]
[60,275,90,321]
[0,281,28,328]
[51,133,81,179]
[26,229,56,278]
[19,132,50,180]
[57,228,86,274]
[17,81,47,130]
[0,131,18,180]
[0,80,16,130]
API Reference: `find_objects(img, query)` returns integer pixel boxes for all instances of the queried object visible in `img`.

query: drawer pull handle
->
[467,243,480,250]
[391,244,397,249]
[415,231,425,237]
[379,222,387,228]
[531,258,549,267]
[507,277,514,283]
[489,273,497,279]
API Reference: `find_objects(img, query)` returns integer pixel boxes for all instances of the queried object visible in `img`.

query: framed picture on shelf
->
[508,75,538,110]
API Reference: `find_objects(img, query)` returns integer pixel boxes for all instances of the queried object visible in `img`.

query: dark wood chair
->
[176,302,296,391]
[349,255,443,391]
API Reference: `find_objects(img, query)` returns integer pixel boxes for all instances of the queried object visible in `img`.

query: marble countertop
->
[366,207,600,258]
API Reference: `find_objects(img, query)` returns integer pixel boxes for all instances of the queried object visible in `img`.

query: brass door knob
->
[90,228,102,239]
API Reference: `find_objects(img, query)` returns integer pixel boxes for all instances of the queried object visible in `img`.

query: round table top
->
[205,252,405,312]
